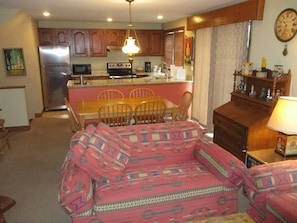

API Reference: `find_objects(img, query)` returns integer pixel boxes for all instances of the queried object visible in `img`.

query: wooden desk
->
[76,96,178,128]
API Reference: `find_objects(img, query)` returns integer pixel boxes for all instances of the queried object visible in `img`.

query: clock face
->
[274,8,297,42]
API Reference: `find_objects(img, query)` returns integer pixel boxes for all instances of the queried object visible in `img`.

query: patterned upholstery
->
[58,121,244,222]
[70,124,132,180]
[243,160,297,223]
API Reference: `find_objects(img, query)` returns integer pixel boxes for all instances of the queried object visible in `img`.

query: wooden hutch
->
[213,70,291,161]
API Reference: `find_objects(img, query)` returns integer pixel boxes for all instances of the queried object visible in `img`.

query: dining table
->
[76,96,179,129]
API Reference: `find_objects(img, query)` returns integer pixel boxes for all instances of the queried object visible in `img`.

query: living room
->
[0,0,297,222]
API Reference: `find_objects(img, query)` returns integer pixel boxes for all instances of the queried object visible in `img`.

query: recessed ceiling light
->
[157,15,163,20]
[43,11,50,17]
[107,18,113,22]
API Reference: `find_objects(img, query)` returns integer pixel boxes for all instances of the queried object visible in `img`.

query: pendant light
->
[122,0,141,63]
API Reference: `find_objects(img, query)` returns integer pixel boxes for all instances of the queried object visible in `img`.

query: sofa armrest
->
[194,139,246,188]
[58,154,94,217]
[243,160,297,203]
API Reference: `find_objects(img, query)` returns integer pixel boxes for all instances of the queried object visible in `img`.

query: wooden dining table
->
[76,96,179,129]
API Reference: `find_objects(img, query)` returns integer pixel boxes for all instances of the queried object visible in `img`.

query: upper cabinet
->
[55,29,71,46]
[38,28,163,57]
[129,30,164,56]
[106,29,126,47]
[71,29,90,57]
[89,29,106,57]
[149,30,164,56]
[39,28,71,46]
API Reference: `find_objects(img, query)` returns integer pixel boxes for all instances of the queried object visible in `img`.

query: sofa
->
[243,160,297,223]
[58,120,246,223]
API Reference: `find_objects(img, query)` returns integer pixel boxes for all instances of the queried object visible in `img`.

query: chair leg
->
[0,196,16,223]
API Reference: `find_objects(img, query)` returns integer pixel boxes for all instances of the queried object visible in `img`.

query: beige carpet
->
[192,213,254,223]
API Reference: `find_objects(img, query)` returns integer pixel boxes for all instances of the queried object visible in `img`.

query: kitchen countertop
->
[67,73,193,88]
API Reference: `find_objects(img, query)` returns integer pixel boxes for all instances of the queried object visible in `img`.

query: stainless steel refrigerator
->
[39,46,71,111]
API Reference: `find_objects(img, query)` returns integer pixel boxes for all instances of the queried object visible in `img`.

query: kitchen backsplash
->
[70,51,163,75]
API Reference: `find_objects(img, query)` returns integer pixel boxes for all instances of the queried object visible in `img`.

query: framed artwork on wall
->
[184,37,193,64]
[3,48,26,76]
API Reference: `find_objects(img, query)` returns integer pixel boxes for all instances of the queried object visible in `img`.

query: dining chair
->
[129,88,155,98]
[134,100,166,125]
[0,119,10,161]
[97,89,124,100]
[98,102,133,127]
[175,91,193,121]
[64,97,82,132]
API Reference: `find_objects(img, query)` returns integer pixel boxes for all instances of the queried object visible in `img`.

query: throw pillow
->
[78,125,132,180]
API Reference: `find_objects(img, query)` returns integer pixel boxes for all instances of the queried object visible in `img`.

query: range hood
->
[107,45,122,51]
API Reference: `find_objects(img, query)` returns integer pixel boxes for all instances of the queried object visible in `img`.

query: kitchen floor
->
[42,110,69,119]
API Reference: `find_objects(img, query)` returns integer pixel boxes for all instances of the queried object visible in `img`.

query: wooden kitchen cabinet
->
[106,29,126,46]
[213,70,291,161]
[39,28,70,46]
[131,30,164,56]
[89,29,106,57]
[149,30,164,56]
[55,29,71,46]
[71,29,90,57]
[39,28,54,45]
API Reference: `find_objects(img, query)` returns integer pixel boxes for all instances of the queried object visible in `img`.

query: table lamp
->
[267,96,297,156]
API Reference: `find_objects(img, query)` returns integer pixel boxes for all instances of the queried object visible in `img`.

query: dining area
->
[65,88,193,131]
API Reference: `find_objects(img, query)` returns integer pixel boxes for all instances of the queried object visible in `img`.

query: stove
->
[107,62,135,78]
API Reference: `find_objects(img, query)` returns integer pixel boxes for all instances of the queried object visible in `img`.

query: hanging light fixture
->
[122,0,141,63]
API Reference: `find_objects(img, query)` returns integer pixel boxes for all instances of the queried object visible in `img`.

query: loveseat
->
[58,120,246,223]
[243,160,297,223]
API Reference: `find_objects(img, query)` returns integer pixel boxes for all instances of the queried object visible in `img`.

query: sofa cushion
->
[244,160,297,202]
[92,160,238,221]
[266,193,297,223]
[113,120,203,168]
[194,140,246,188]
[71,124,132,180]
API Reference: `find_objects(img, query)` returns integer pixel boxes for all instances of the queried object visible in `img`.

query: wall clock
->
[274,8,297,56]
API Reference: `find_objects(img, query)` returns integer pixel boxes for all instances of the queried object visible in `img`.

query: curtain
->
[193,22,249,131]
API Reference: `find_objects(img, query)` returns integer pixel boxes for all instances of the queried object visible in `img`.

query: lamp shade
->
[267,96,297,135]
[122,37,140,56]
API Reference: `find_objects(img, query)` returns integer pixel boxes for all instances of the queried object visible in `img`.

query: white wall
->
[249,0,297,96]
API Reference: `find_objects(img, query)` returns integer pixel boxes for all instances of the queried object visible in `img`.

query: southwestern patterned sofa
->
[58,120,246,223]
[243,160,297,223]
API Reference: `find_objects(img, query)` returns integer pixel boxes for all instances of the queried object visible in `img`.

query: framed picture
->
[3,48,26,76]
[184,37,193,64]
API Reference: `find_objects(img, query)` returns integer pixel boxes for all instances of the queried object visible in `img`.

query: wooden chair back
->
[129,88,155,98]
[98,102,132,127]
[98,89,124,100]
[175,91,193,121]
[134,100,166,125]
[64,97,82,132]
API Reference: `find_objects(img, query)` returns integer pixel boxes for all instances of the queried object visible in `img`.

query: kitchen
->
[0,0,296,127]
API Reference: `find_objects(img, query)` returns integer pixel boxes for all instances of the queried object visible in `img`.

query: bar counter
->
[67,75,193,114]
[67,75,193,88]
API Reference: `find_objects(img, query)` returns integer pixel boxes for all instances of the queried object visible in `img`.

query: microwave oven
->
[72,64,91,75]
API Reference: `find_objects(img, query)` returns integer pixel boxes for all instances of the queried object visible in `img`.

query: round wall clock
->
[274,8,297,42]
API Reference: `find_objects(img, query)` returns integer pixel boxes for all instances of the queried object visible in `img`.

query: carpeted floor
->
[0,116,73,223]
[0,114,249,222]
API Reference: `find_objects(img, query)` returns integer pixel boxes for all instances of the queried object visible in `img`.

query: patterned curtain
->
[193,22,249,131]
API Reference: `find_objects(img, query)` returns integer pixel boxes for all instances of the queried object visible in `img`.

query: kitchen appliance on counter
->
[72,64,92,75]
[38,46,71,111]
[107,62,134,79]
